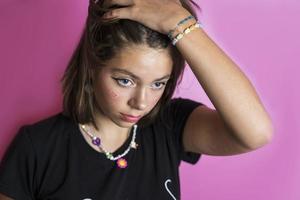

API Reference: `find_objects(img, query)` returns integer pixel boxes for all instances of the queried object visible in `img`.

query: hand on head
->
[95,0,192,34]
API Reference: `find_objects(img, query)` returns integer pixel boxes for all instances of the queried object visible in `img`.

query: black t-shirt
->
[0,98,203,200]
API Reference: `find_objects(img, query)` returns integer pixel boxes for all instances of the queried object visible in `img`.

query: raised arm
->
[175,20,273,155]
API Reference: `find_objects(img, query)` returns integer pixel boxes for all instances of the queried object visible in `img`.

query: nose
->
[128,87,148,111]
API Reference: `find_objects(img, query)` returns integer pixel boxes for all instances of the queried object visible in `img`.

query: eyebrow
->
[110,68,171,82]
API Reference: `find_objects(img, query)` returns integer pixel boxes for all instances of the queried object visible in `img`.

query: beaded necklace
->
[79,124,138,169]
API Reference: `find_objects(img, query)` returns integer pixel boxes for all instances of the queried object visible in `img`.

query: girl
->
[0,0,273,199]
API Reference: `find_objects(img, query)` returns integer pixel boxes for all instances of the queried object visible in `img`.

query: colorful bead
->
[184,28,191,34]
[92,136,101,146]
[117,158,128,168]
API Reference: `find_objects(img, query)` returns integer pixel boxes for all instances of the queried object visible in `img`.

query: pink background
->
[0,0,299,199]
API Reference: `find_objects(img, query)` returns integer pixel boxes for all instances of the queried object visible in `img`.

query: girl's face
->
[93,45,173,128]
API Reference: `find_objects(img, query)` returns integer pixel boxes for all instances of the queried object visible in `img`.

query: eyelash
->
[112,78,167,90]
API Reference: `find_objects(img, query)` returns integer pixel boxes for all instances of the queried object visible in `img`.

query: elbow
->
[246,122,274,150]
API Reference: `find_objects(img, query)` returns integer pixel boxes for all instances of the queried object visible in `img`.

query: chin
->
[112,118,136,128]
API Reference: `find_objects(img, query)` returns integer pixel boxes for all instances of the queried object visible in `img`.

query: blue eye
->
[152,82,167,90]
[113,78,134,87]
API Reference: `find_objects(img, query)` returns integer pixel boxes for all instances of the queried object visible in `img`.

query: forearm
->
[174,26,273,147]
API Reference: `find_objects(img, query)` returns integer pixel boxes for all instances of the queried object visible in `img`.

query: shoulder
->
[155,97,204,131]
[20,112,75,149]
[25,112,70,130]
[160,97,203,121]
[164,97,203,111]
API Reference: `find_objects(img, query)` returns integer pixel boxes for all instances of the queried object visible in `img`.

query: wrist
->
[169,18,197,39]
[163,11,192,35]
[165,12,197,39]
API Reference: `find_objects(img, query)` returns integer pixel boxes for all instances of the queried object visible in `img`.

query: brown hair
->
[60,0,201,130]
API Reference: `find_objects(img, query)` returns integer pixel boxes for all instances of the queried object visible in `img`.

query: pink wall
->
[0,0,299,199]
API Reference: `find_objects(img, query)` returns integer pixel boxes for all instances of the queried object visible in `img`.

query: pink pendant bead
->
[117,158,128,168]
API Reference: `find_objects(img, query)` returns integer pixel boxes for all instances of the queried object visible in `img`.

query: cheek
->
[106,88,129,102]
[108,89,119,99]
[149,92,163,106]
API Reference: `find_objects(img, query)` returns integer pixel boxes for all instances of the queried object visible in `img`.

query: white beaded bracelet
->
[172,22,203,46]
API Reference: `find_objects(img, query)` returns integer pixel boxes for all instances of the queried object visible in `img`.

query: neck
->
[89,110,133,141]
[87,122,132,141]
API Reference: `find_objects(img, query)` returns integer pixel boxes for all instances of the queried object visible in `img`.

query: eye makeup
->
[112,77,135,87]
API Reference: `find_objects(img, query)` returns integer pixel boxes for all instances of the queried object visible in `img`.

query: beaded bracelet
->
[171,22,203,46]
[167,15,195,40]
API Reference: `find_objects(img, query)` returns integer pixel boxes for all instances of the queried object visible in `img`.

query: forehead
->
[102,44,173,80]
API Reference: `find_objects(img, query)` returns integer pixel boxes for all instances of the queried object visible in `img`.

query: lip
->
[120,113,142,123]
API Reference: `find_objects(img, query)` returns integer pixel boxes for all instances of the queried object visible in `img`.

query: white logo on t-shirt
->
[83,179,177,200]
[164,179,177,200]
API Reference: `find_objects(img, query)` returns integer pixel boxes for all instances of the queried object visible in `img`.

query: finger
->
[103,6,135,20]
[103,0,133,8]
